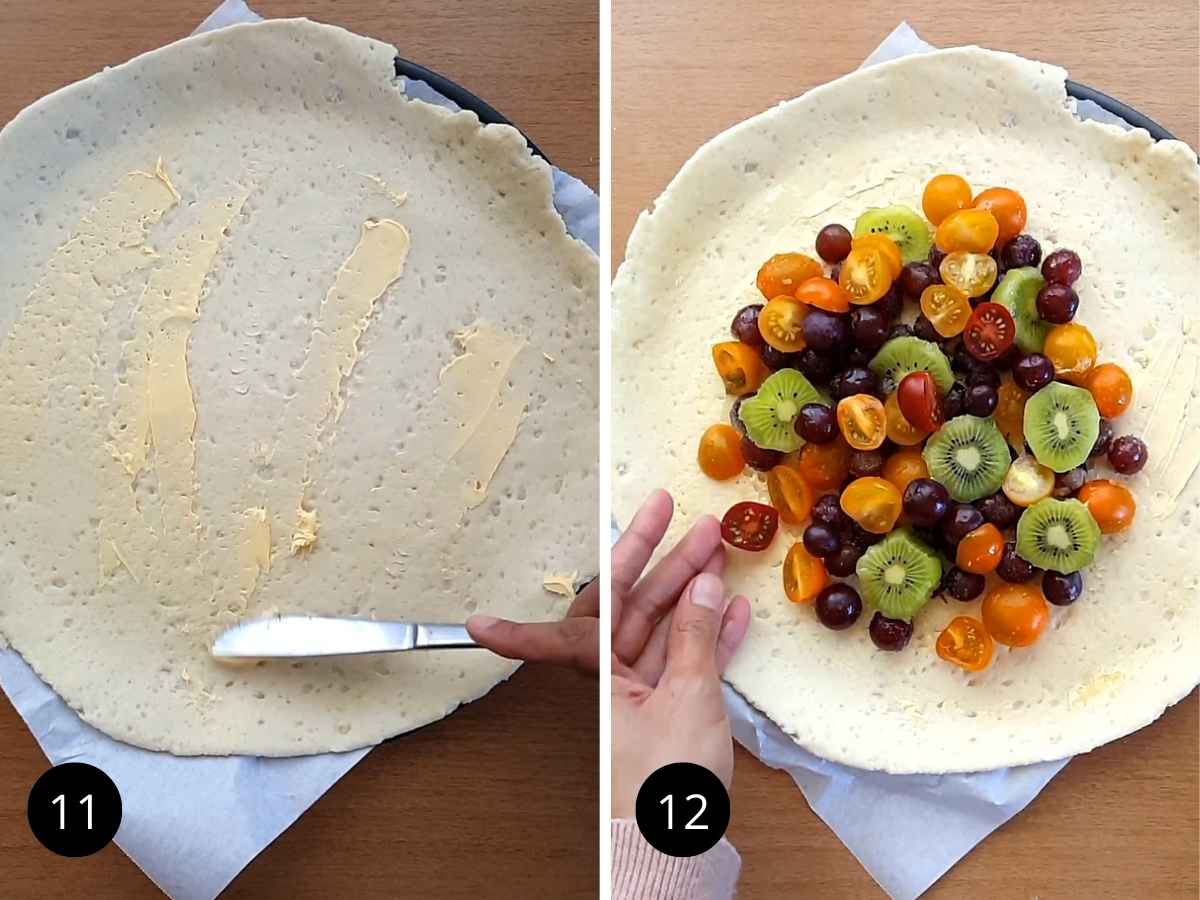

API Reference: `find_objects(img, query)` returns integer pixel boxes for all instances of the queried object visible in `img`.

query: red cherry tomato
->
[896,371,944,433]
[720,501,779,551]
[963,302,1017,361]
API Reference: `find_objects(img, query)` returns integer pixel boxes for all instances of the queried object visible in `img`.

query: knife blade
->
[211,615,478,660]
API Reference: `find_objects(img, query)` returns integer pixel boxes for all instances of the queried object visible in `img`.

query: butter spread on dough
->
[290,506,319,556]
[542,572,579,597]
[237,507,271,599]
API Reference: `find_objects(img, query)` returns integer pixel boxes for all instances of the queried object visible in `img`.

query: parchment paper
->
[0,2,599,897]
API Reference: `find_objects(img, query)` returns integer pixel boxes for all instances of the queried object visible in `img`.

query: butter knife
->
[211,615,478,660]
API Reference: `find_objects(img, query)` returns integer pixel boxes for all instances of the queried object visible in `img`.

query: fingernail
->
[469,615,499,630]
[691,573,723,610]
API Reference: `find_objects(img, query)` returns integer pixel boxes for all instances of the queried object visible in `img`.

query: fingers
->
[716,595,752,675]
[567,577,599,618]
[610,490,674,612]
[613,514,723,662]
[662,572,726,681]
[466,615,598,674]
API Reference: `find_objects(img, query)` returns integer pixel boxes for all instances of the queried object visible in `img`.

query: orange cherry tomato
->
[767,464,815,525]
[919,284,972,338]
[796,439,852,491]
[758,296,809,352]
[1086,363,1133,418]
[936,615,995,672]
[956,523,1005,574]
[1044,323,1098,384]
[882,447,929,495]
[851,234,903,279]
[783,541,830,604]
[720,500,779,552]
[982,583,1050,647]
[885,392,929,446]
[840,476,903,534]
[697,424,746,480]
[973,187,1027,247]
[794,275,851,313]
[935,207,1000,254]
[896,370,943,433]
[839,246,894,305]
[995,375,1030,452]
[837,394,887,450]
[1077,479,1136,534]
[939,251,998,298]
[712,340,770,396]
[757,253,823,300]
[922,173,973,226]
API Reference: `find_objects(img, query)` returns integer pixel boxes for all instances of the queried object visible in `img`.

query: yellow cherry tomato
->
[1044,323,1098,384]
[922,174,973,226]
[935,208,1000,254]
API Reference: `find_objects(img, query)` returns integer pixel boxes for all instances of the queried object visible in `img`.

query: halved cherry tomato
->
[973,187,1027,247]
[767,464,815,525]
[757,296,809,352]
[837,394,887,450]
[995,375,1029,452]
[1044,323,1098,384]
[882,447,929,495]
[1002,455,1055,507]
[982,584,1050,647]
[794,275,850,313]
[852,234,903,279]
[935,208,1000,254]
[783,541,830,604]
[756,253,823,300]
[897,370,943,433]
[939,251,998,298]
[796,438,852,491]
[720,500,779,551]
[919,284,972,337]
[839,246,894,305]
[698,424,746,480]
[963,302,1016,361]
[1086,363,1133,418]
[1077,479,1136,533]
[885,391,929,446]
[840,476,903,534]
[712,341,770,395]
[922,173,973,226]
[936,615,995,672]
[956,523,1005,574]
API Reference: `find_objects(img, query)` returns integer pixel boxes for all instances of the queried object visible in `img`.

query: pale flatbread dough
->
[613,47,1199,773]
[0,20,597,755]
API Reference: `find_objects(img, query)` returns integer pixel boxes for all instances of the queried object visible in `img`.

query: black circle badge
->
[634,762,730,857]
[27,762,122,857]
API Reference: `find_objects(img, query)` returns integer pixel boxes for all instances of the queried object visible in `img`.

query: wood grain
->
[0,1,597,897]
[614,1,1199,896]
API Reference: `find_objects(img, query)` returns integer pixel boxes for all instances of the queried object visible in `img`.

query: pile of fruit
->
[699,174,1149,671]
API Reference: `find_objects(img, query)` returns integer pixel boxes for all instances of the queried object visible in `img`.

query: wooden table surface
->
[0,2,597,898]
[614,2,1199,897]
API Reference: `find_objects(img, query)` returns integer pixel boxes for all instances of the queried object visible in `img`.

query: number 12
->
[659,793,708,830]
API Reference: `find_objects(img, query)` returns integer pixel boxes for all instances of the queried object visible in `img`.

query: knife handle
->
[414,623,478,649]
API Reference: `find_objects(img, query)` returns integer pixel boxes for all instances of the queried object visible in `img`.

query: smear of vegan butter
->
[237,507,271,599]
[291,507,320,556]
[436,322,528,509]
[542,572,578,597]
[358,173,409,208]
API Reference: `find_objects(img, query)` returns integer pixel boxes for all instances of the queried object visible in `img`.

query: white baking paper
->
[0,2,599,898]
[722,21,1145,900]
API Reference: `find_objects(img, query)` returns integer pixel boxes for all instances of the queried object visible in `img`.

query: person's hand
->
[466,576,599,674]
[611,489,751,818]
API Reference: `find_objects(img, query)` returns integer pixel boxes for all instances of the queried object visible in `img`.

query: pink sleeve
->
[611,818,741,899]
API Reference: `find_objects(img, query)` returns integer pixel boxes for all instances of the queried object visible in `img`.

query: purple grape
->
[965,382,999,416]
[943,567,986,601]
[846,347,874,368]
[850,306,891,351]
[875,287,905,321]
[849,449,885,478]
[928,246,948,271]
[731,304,765,346]
[761,345,799,370]
[1042,248,1082,286]
[803,523,842,559]
[943,503,985,544]
[740,436,782,471]
[903,478,950,528]
[812,493,848,528]
[825,544,862,577]
[913,315,941,343]
[797,348,839,383]
[996,542,1038,583]
[898,262,937,300]
[888,323,915,340]
[869,612,912,651]
[796,403,837,444]
[816,584,863,629]
[816,224,852,263]
[1036,283,1079,324]
[1043,570,1083,606]
[1108,435,1148,474]
[1001,234,1042,269]
[1053,467,1087,498]
[1012,353,1054,392]
[803,309,850,352]
[833,366,880,400]
[729,393,753,434]
[943,382,967,419]
[977,491,1020,528]
[1090,419,1114,458]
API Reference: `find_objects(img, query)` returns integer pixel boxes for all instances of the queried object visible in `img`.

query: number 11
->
[51,794,93,830]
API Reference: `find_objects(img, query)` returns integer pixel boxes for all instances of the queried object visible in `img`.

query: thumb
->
[663,572,726,680]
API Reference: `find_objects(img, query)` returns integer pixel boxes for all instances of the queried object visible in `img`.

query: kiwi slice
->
[853,205,934,263]
[739,368,823,452]
[1016,498,1100,574]
[993,267,1051,354]
[855,529,942,621]
[923,415,1010,502]
[1024,382,1100,473]
[869,336,955,394]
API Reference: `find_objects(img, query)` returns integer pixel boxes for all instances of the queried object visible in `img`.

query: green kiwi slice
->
[1016,498,1100,574]
[853,205,934,263]
[1024,382,1100,473]
[923,415,1010,502]
[855,529,942,621]
[992,267,1051,354]
[869,336,955,395]
[739,368,823,453]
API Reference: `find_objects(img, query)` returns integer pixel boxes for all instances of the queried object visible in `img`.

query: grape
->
[1090,419,1114,458]
[850,306,891,351]
[813,494,849,529]
[913,315,941,343]
[1042,248,1082,286]
[846,347,874,368]
[1012,353,1054,392]
[898,262,937,300]
[977,491,1020,528]
[760,345,798,370]
[965,382,999,416]
[833,366,880,400]
[1108,435,1148,474]
[943,567,986,601]
[729,393,753,434]
[996,542,1038,583]
[888,323,915,340]
[1043,570,1083,606]
[730,304,765,346]
[825,544,862,577]
[803,523,842,558]
[1036,283,1079,324]
[943,382,967,419]
[803,309,850,352]
[943,503,984,544]
[903,478,950,527]
[849,449,885,478]
[875,287,904,321]
[1001,234,1042,269]
[740,436,782,471]
[1053,467,1087,498]
[796,403,837,443]
[816,584,863,629]
[816,224,853,263]
[869,612,912,651]
[928,246,948,271]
